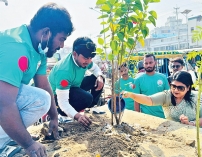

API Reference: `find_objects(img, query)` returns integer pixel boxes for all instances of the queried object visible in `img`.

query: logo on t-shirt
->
[157,79,163,87]
[18,56,28,72]
[60,80,69,87]
[129,83,135,89]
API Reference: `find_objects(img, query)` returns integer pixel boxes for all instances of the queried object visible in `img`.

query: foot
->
[0,145,21,157]
[92,107,106,114]
[58,114,73,123]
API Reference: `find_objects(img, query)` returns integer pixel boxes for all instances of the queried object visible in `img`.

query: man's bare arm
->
[135,102,140,112]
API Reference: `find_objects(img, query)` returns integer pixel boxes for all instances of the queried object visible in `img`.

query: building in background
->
[188,15,202,49]
[136,15,202,52]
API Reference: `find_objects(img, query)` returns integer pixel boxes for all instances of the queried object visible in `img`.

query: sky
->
[0,0,202,47]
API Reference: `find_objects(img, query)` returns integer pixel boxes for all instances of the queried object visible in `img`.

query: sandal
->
[92,108,105,114]
[0,145,21,157]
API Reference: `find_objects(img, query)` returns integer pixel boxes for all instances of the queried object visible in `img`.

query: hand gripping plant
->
[95,0,160,125]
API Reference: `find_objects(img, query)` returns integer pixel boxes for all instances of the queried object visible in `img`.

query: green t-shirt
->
[0,25,47,87]
[115,77,135,111]
[150,90,202,122]
[134,73,170,118]
[48,53,93,94]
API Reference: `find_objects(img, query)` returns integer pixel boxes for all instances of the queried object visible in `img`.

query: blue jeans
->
[0,84,51,149]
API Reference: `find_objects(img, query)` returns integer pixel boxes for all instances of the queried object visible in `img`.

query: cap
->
[73,37,96,58]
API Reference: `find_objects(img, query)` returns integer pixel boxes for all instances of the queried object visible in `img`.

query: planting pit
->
[14,106,200,157]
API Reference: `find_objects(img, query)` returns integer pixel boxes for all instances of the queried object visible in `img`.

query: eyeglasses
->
[170,84,186,92]
[80,42,96,51]
[171,65,181,69]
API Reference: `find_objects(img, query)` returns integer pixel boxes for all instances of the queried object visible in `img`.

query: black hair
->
[118,62,127,70]
[73,37,96,58]
[171,71,194,106]
[144,54,156,61]
[171,57,185,66]
[30,2,74,37]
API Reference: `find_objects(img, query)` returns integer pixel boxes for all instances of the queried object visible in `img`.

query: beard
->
[145,66,155,72]
[45,36,60,58]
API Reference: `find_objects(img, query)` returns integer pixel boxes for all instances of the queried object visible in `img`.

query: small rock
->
[186,139,195,147]
[54,153,60,157]
[54,145,61,150]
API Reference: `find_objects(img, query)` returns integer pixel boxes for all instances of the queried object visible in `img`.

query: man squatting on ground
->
[48,37,105,127]
[0,3,74,157]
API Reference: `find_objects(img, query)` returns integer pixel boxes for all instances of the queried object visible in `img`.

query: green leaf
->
[149,10,157,19]
[124,0,132,4]
[115,8,125,17]
[110,40,118,51]
[109,0,116,4]
[98,37,104,45]
[100,21,107,25]
[127,38,135,45]
[138,36,145,47]
[101,4,111,11]
[98,14,108,19]
[108,53,114,60]
[130,15,138,23]
[121,5,128,12]
[148,16,156,26]
[150,0,160,2]
[134,0,143,11]
[128,22,133,30]
[100,27,109,34]
[143,0,150,5]
[137,12,143,19]
[119,18,127,26]
[117,32,124,41]
[96,48,103,53]
[96,0,105,5]
[141,27,149,38]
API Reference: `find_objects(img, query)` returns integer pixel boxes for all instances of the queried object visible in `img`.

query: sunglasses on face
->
[80,42,96,51]
[171,65,181,69]
[170,84,186,92]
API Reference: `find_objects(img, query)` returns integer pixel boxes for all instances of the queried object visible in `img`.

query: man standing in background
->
[133,54,170,118]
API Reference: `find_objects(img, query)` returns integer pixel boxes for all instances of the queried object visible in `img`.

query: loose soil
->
[14,110,198,157]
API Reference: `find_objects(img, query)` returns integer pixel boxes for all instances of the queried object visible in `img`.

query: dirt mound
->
[14,111,197,157]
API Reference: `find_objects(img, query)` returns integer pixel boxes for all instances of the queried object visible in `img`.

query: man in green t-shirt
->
[134,54,170,118]
[0,3,73,157]
[115,63,136,111]
[48,37,105,127]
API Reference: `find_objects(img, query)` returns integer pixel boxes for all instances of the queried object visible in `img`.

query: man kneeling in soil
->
[0,3,74,157]
[48,37,105,126]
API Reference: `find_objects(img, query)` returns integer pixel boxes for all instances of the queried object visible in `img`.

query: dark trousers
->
[55,74,104,116]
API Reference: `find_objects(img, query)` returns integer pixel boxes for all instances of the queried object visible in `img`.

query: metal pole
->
[174,7,180,50]
[186,14,189,49]
[181,9,192,49]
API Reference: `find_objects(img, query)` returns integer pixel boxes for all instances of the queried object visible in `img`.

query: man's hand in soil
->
[75,113,92,126]
[25,141,47,157]
[48,119,59,139]
[95,76,104,91]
